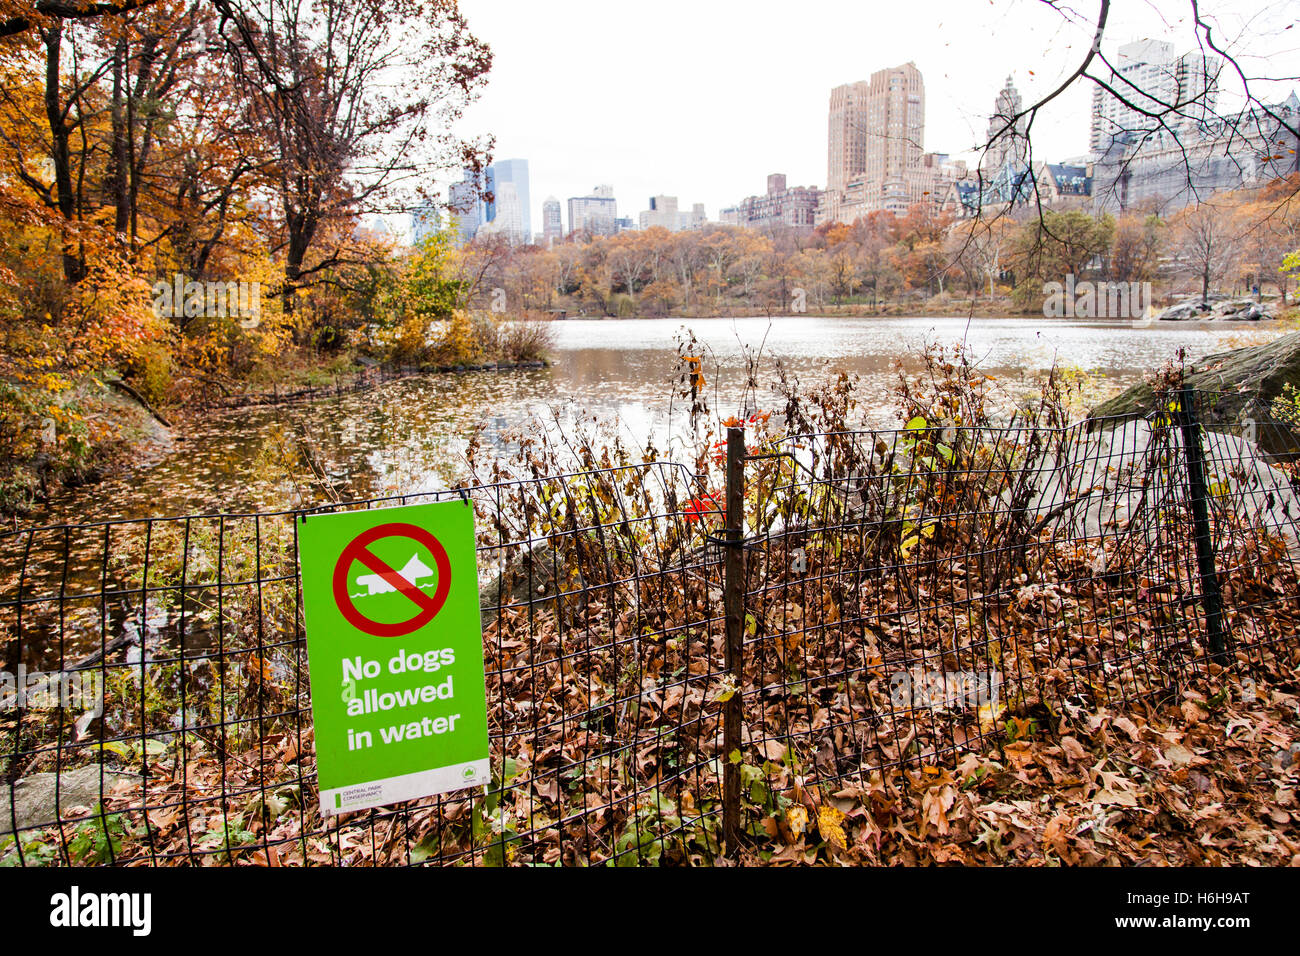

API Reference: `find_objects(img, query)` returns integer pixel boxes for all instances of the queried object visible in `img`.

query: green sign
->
[296,501,490,816]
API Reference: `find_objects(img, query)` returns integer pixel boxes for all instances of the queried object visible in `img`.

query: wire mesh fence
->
[1,389,1298,865]
[739,391,1300,817]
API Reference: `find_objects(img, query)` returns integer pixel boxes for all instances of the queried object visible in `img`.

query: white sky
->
[443,0,1299,233]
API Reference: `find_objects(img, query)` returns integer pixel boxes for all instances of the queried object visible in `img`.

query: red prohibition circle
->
[331,522,453,637]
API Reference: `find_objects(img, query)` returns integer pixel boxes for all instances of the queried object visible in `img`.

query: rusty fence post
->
[1176,387,1230,664]
[722,425,745,857]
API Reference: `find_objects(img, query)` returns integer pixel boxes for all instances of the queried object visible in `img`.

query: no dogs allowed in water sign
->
[297,501,490,815]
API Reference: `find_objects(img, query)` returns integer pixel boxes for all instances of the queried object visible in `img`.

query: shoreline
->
[3,358,554,523]
[546,309,1293,324]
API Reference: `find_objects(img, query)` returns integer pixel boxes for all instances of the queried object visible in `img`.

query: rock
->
[1157,301,1211,321]
[478,541,575,611]
[1156,298,1275,322]
[1090,332,1300,457]
[1029,419,1300,555]
[1212,299,1272,321]
[1,765,141,837]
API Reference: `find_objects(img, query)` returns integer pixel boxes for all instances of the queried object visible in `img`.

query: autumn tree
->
[209,0,492,318]
[1109,214,1165,283]
[1171,200,1241,304]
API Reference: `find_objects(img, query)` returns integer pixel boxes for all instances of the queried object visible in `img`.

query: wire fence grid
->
[1,389,1298,865]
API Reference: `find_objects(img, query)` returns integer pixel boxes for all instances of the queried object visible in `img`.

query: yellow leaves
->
[816,805,847,850]
[899,534,919,560]
[39,373,71,394]
[682,355,705,391]
[786,804,808,836]
[710,675,738,704]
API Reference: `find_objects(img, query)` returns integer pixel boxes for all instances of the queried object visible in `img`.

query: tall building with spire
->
[982,76,1029,174]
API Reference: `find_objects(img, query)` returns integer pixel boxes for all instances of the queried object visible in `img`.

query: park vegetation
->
[2,346,1297,866]
[469,177,1300,321]
[0,1,565,513]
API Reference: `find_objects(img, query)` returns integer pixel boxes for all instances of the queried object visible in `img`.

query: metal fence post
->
[722,425,745,857]
[1176,387,1230,664]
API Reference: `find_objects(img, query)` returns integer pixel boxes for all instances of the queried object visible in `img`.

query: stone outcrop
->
[1090,332,1300,457]
[1156,298,1275,321]
[2,765,141,837]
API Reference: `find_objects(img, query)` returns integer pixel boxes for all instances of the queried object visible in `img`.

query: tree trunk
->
[43,23,86,283]
[110,38,130,238]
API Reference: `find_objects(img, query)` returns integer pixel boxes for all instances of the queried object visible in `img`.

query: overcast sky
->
[444,0,1299,233]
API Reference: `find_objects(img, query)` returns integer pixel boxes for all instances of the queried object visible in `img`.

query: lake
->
[27,315,1265,526]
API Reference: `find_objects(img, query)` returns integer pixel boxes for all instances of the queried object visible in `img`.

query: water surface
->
[28,316,1264,526]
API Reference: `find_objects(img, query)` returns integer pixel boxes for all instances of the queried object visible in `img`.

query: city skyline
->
[450,0,1298,239]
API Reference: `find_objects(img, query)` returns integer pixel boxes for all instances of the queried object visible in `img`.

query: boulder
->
[1156,299,1274,321]
[1157,301,1212,321]
[1212,299,1272,321]
[1028,419,1299,556]
[1090,332,1300,457]
[2,765,141,837]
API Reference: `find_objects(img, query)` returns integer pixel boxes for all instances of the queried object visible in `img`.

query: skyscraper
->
[541,196,562,244]
[568,187,618,236]
[1089,40,1220,153]
[864,62,925,211]
[641,195,679,231]
[827,81,870,194]
[982,76,1029,174]
[485,159,531,240]
[480,181,525,245]
[447,168,485,245]
[821,62,930,222]
[410,200,440,245]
